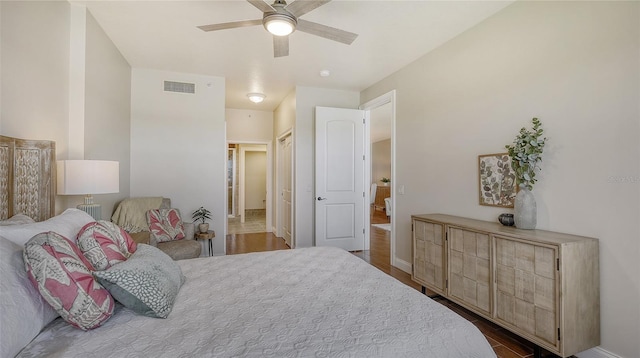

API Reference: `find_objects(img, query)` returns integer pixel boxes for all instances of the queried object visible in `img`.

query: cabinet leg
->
[421,286,426,295]
[533,346,541,358]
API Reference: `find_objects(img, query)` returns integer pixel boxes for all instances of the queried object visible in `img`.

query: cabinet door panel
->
[412,219,445,292]
[495,236,558,348]
[448,227,491,315]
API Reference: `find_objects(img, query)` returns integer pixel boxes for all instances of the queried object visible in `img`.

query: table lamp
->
[57,160,119,220]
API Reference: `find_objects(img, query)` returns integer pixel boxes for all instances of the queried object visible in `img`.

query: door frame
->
[360,91,396,262]
[227,147,237,218]
[226,140,273,232]
[276,129,295,247]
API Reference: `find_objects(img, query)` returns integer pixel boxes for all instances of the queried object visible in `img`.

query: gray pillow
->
[93,244,185,318]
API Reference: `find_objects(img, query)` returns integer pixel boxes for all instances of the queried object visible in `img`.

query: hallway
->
[227,209,266,234]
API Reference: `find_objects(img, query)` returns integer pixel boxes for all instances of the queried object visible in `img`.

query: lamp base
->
[77,203,101,221]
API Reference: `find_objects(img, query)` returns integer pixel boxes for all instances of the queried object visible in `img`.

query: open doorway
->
[227,142,272,235]
[361,91,396,264]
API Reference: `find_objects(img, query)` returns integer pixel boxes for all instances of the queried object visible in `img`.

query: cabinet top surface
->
[412,214,598,245]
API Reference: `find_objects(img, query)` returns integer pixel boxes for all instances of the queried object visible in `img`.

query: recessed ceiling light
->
[320,70,330,77]
[247,93,266,103]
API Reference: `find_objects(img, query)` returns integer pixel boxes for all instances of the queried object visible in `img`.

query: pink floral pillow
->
[23,232,114,330]
[146,209,185,243]
[76,221,137,271]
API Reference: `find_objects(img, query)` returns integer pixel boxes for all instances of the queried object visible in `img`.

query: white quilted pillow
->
[0,214,36,226]
[0,208,94,247]
[0,236,59,358]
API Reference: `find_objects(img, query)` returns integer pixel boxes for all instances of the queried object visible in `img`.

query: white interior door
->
[315,106,366,251]
[280,134,293,247]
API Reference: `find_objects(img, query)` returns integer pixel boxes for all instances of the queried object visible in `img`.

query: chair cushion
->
[146,209,185,243]
[23,232,115,330]
[158,239,202,260]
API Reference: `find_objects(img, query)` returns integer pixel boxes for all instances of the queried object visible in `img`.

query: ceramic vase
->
[498,213,515,226]
[514,188,536,229]
[198,223,209,233]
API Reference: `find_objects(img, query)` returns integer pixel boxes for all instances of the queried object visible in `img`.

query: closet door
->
[412,218,445,294]
[448,227,491,316]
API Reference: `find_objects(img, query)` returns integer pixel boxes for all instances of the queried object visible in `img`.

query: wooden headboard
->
[0,135,56,221]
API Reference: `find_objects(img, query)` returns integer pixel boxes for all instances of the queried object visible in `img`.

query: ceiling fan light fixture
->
[247,93,266,103]
[264,14,296,36]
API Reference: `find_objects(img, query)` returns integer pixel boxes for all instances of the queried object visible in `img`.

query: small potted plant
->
[381,177,390,186]
[192,206,212,233]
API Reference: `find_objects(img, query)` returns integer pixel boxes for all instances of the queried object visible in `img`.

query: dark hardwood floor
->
[225,209,568,358]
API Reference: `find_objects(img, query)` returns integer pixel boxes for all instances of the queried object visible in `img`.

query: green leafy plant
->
[505,118,547,191]
[381,177,390,183]
[191,206,212,224]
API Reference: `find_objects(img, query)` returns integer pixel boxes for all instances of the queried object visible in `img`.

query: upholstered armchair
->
[111,197,201,260]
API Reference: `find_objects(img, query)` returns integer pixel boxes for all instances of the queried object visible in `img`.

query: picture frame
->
[478,153,516,208]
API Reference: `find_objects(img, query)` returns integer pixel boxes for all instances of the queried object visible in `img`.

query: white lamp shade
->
[57,160,119,195]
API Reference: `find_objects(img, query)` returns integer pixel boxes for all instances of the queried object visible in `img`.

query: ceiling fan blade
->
[247,0,276,13]
[285,0,331,18]
[198,19,262,32]
[296,19,358,45]
[273,35,289,57]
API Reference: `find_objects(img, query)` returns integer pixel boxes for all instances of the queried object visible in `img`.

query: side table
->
[194,230,215,256]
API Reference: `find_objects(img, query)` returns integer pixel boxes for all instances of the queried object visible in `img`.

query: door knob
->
[317,197,327,201]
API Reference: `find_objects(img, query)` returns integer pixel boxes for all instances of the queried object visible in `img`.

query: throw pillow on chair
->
[146,209,185,243]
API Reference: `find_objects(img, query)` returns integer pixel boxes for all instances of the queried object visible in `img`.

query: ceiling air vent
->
[164,81,195,94]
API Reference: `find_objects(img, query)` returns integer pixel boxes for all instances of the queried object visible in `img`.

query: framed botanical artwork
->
[478,153,516,208]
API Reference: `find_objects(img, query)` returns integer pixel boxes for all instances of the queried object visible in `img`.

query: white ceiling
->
[82,0,512,111]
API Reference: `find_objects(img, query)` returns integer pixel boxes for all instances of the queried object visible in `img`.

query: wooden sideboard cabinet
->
[411,214,599,357]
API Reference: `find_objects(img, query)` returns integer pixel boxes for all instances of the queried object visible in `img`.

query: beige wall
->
[1,1,70,155]
[130,68,226,255]
[372,139,391,186]
[273,89,296,237]
[245,151,267,209]
[361,1,639,357]
[81,11,131,218]
[274,89,296,139]
[226,108,273,142]
[0,2,131,217]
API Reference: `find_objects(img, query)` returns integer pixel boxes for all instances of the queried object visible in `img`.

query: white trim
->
[576,347,623,358]
[393,256,412,274]
[360,90,397,267]
[276,129,295,247]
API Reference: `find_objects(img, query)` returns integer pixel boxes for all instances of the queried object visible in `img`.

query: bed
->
[0,136,496,358]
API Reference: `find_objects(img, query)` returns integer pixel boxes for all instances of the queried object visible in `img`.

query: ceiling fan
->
[197,0,358,57]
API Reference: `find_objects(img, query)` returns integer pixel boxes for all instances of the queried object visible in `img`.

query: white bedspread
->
[18,247,496,357]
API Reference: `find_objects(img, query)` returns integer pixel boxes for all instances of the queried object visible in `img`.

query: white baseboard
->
[576,347,623,358]
[393,256,412,274]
